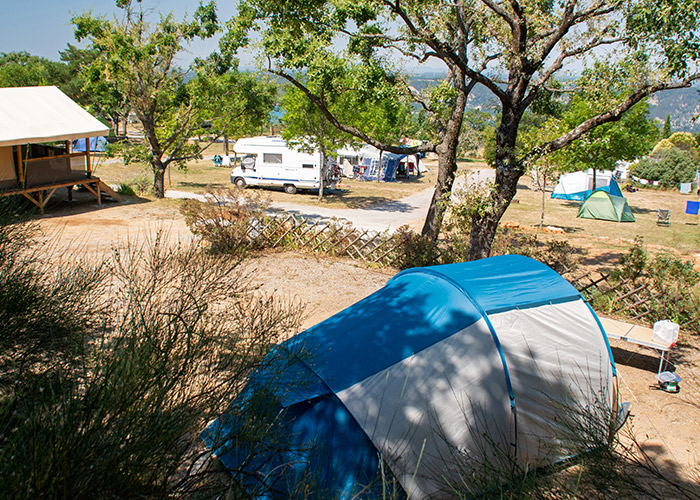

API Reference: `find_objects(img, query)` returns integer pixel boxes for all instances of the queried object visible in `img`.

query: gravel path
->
[166,187,435,233]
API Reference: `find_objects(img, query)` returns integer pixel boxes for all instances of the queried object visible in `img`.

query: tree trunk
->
[224,134,229,156]
[421,145,459,241]
[140,112,167,198]
[153,162,166,198]
[540,182,546,229]
[466,108,523,260]
[318,148,325,202]
[420,81,468,241]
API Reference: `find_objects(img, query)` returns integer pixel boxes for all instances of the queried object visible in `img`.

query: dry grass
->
[501,178,700,260]
[90,147,699,259]
[91,149,441,208]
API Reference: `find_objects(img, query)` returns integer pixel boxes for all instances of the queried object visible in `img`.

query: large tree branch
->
[522,76,700,163]
[382,0,508,103]
[268,66,436,155]
[522,35,626,109]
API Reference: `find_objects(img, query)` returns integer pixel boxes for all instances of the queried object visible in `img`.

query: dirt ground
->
[32,193,700,493]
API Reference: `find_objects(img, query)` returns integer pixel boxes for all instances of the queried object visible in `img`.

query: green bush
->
[630,147,699,187]
[181,187,272,256]
[388,226,445,270]
[610,237,700,333]
[491,228,584,274]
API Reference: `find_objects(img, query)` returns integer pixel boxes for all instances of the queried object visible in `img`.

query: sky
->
[0,0,239,65]
[0,0,449,73]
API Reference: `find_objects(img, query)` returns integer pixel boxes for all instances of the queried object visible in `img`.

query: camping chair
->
[656,209,671,226]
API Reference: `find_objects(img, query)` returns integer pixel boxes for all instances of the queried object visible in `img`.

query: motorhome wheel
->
[284,184,297,194]
[234,177,246,188]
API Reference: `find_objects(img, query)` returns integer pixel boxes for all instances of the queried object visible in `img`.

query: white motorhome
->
[230,136,331,194]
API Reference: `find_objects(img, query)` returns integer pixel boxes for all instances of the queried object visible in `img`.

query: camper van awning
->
[0,86,109,147]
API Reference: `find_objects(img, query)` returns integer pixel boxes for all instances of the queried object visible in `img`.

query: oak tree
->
[226,0,700,259]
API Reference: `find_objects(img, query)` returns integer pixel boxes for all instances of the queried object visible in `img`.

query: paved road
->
[165,187,435,233]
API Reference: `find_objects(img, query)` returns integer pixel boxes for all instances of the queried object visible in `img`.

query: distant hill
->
[647,87,700,133]
[409,73,700,133]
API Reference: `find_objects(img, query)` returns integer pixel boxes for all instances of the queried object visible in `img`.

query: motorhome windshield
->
[240,155,256,170]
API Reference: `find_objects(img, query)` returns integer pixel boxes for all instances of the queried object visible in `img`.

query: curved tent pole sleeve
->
[395,267,520,457]
[392,268,516,405]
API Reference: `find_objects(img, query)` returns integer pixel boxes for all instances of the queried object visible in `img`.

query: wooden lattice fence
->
[242,214,401,266]
[207,208,700,334]
[565,270,699,333]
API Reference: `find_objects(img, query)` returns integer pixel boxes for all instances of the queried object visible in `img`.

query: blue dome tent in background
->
[72,136,107,153]
[203,255,618,499]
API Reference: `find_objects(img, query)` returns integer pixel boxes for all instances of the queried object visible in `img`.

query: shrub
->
[0,204,303,498]
[117,181,137,196]
[610,237,700,333]
[389,225,445,270]
[117,175,151,196]
[181,187,272,256]
[631,147,699,187]
[491,228,584,274]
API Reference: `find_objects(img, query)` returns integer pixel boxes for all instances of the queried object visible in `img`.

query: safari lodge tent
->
[0,86,120,213]
[203,255,619,499]
[551,169,622,201]
[577,190,636,222]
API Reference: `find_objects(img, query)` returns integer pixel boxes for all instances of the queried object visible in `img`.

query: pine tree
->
[662,114,672,139]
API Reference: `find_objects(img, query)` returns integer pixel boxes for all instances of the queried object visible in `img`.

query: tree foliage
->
[632,145,700,187]
[0,51,81,100]
[73,1,275,198]
[662,114,672,138]
[224,0,700,259]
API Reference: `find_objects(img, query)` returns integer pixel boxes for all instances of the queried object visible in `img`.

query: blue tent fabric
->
[608,177,623,198]
[202,389,384,500]
[360,153,406,182]
[203,255,617,499]
[72,136,107,152]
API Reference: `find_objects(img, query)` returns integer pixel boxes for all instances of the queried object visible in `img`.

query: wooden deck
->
[0,177,122,214]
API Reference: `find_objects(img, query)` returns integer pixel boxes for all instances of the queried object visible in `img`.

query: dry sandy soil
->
[32,193,700,494]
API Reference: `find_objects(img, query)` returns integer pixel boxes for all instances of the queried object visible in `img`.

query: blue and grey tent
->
[203,255,618,499]
[360,152,407,182]
[551,169,622,201]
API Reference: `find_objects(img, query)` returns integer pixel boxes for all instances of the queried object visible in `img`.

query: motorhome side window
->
[302,164,314,169]
[263,153,283,164]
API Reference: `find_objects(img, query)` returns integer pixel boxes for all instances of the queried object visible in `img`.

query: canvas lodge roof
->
[0,86,108,147]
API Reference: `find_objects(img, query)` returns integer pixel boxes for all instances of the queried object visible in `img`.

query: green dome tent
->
[577,190,635,222]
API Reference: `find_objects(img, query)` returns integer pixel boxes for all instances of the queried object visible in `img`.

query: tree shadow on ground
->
[12,188,148,220]
[577,249,623,270]
[178,181,223,190]
[360,199,415,213]
[622,438,700,499]
[629,206,656,215]
[322,192,392,209]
